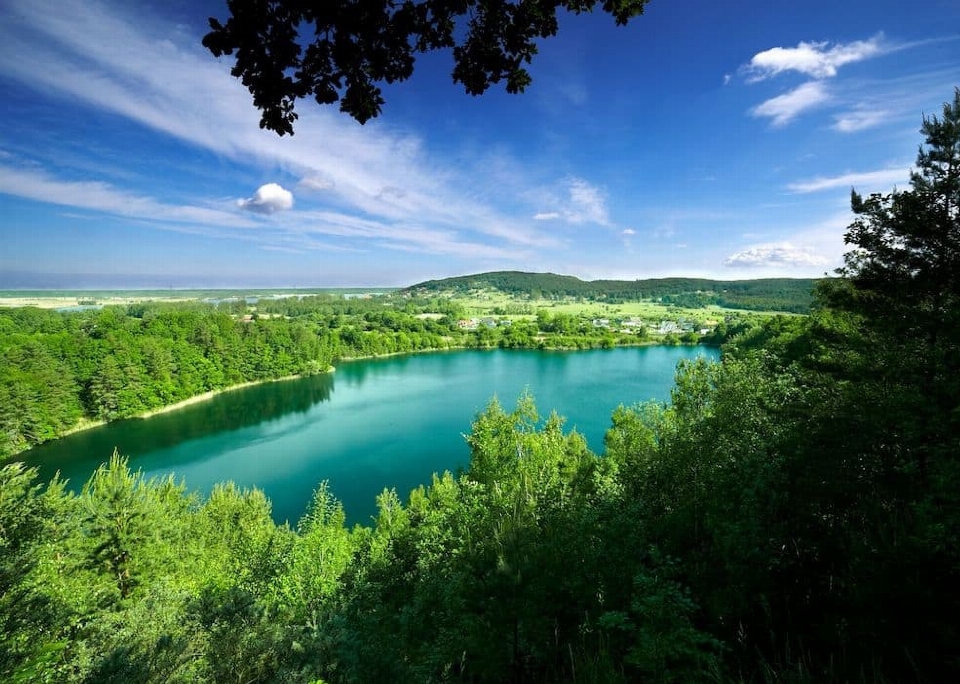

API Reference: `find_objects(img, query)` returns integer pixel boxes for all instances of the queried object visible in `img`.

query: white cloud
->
[723,243,829,268]
[751,81,830,126]
[533,212,561,220]
[787,166,910,193]
[832,108,890,132]
[621,228,636,235]
[237,183,294,214]
[744,35,885,81]
[739,34,907,128]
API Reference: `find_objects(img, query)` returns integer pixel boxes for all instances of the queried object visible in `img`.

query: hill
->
[404,271,821,313]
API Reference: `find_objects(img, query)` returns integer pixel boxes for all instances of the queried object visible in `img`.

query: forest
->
[1,92,958,683]
[404,273,818,313]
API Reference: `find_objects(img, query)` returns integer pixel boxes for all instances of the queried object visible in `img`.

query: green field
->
[448,289,790,325]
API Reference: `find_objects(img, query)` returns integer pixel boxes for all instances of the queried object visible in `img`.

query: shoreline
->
[335,338,698,363]
[59,416,107,437]
[136,373,308,419]
[12,341,709,458]
[24,370,333,453]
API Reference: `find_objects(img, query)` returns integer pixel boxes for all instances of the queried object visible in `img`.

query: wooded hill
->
[404,271,820,313]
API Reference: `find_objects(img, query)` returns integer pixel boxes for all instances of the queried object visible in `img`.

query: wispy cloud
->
[298,177,335,192]
[269,209,535,261]
[0,163,257,230]
[787,166,911,193]
[261,245,305,254]
[832,108,891,132]
[751,81,830,126]
[743,35,886,82]
[567,178,609,224]
[534,177,610,225]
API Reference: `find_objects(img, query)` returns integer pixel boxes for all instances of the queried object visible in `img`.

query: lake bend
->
[18,346,719,526]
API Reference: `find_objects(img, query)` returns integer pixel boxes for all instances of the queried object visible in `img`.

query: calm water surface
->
[20,347,718,525]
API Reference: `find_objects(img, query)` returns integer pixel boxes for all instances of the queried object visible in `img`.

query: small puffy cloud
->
[533,211,561,220]
[743,35,885,81]
[622,228,636,235]
[787,166,910,193]
[832,108,889,132]
[751,81,829,126]
[723,243,829,268]
[237,183,294,214]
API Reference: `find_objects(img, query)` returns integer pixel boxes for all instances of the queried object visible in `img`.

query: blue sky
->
[0,0,957,288]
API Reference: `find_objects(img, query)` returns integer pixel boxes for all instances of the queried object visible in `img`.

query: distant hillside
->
[404,271,821,313]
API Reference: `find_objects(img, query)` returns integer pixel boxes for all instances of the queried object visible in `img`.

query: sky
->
[0,0,957,288]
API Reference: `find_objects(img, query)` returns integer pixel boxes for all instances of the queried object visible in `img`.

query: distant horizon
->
[0,268,825,293]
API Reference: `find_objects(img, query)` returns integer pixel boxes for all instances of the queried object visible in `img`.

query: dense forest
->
[1,92,958,683]
[404,273,818,313]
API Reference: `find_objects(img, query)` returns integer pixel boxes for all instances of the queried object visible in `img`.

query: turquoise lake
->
[19,346,719,526]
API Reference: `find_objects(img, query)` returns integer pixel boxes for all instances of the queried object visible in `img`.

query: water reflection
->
[20,373,335,484]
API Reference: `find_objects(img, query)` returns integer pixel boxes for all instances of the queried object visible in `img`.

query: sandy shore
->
[137,375,306,418]
[59,416,107,436]
[51,371,333,442]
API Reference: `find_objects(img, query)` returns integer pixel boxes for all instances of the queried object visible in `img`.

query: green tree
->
[810,88,960,680]
[203,0,649,135]
[81,452,162,601]
[0,464,71,681]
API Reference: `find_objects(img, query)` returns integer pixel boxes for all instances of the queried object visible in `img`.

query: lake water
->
[19,346,718,526]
